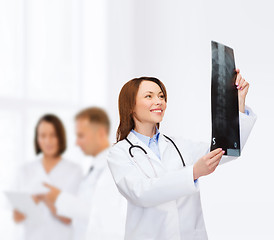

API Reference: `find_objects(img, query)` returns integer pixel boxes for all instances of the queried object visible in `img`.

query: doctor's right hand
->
[13,210,26,223]
[193,148,224,180]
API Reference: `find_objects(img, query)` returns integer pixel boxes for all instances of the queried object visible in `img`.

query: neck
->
[93,139,109,157]
[134,121,156,138]
[43,155,61,162]
[42,154,61,174]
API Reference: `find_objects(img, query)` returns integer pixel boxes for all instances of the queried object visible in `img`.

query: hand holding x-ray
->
[193,148,225,180]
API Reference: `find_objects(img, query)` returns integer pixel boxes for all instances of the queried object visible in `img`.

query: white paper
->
[4,191,44,220]
[27,182,50,195]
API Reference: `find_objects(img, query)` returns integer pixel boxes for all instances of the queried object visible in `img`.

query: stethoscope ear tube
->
[163,135,185,167]
[126,138,147,157]
[125,137,155,178]
[129,145,147,157]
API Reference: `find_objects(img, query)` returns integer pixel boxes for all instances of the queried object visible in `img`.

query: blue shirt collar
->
[131,127,160,147]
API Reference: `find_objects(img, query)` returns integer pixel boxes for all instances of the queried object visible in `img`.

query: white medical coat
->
[56,149,127,240]
[13,157,82,240]
[107,107,257,240]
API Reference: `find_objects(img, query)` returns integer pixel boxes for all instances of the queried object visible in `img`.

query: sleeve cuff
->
[55,191,73,217]
[239,105,257,120]
[186,165,199,192]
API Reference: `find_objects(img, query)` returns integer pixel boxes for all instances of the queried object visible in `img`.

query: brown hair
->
[34,114,67,156]
[116,77,167,142]
[75,107,110,134]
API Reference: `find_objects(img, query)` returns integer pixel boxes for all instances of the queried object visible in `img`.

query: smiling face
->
[133,80,167,129]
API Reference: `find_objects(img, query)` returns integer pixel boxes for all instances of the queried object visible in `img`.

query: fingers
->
[237,77,249,91]
[207,148,223,158]
[14,209,23,215]
[211,158,221,169]
[44,183,59,193]
[32,194,44,204]
[43,183,52,189]
[239,80,249,91]
[237,76,245,89]
[205,149,224,172]
[236,75,243,88]
[235,73,242,86]
[195,149,224,179]
[208,150,224,165]
[14,210,26,223]
[235,70,249,91]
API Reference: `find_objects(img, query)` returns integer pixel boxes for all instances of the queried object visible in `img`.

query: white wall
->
[0,0,108,239]
[1,0,273,239]
[106,0,274,239]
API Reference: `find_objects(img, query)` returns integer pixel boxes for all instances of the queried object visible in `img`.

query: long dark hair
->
[116,77,167,142]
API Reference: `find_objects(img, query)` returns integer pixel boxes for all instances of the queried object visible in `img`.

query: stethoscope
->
[125,135,185,178]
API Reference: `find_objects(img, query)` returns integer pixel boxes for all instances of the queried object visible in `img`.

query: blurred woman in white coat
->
[107,72,256,240]
[13,114,82,240]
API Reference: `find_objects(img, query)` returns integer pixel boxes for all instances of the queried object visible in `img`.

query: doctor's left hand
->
[37,183,71,225]
[35,183,60,214]
[41,183,61,205]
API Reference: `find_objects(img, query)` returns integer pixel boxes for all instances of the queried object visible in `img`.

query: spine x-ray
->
[210,41,240,156]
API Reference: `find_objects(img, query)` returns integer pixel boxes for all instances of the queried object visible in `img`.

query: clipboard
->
[5,191,43,219]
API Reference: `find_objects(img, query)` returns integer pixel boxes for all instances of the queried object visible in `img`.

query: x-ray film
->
[210,41,240,156]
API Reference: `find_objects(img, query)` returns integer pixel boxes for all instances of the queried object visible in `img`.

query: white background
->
[1,0,274,239]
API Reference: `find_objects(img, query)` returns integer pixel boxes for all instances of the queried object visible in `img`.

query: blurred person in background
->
[39,107,127,240]
[12,114,82,240]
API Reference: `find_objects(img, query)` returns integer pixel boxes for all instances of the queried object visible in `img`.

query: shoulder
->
[109,140,129,155]
[59,158,83,174]
[13,160,42,182]
[107,139,132,165]
[162,134,209,162]
[161,134,193,149]
[20,159,41,171]
[61,158,79,167]
[163,134,208,149]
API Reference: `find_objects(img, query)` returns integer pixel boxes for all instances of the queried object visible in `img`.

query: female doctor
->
[13,114,82,240]
[107,72,256,240]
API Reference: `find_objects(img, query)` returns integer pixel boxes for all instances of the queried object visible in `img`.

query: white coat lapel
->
[127,132,163,166]
[158,133,169,159]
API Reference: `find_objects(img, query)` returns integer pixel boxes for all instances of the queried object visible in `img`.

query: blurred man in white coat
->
[40,107,126,240]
